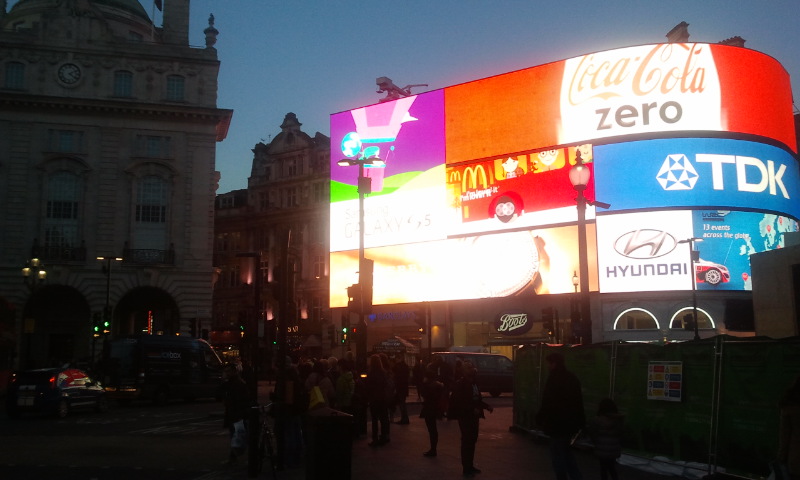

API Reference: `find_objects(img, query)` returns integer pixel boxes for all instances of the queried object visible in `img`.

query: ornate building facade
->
[213,113,331,365]
[0,0,232,370]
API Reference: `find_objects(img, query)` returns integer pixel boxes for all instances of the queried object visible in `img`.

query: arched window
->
[669,308,715,330]
[113,70,133,97]
[166,74,185,101]
[613,308,659,330]
[44,171,81,253]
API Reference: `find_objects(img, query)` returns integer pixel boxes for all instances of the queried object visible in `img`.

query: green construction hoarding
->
[513,336,800,478]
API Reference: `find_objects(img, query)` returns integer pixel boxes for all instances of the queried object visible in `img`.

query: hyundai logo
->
[614,230,678,259]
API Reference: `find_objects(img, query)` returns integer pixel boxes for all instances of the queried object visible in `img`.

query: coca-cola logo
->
[494,313,532,336]
[567,43,709,106]
[559,43,721,144]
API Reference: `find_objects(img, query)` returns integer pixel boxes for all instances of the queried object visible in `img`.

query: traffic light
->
[328,325,336,348]
[347,284,362,313]
[102,306,112,335]
[341,326,348,344]
[541,307,554,336]
[92,312,102,337]
[414,305,426,334]
[360,258,374,312]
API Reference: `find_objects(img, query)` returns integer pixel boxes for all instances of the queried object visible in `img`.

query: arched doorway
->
[21,285,91,369]
[115,287,179,336]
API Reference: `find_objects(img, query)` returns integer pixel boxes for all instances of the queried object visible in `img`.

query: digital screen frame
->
[330,43,798,307]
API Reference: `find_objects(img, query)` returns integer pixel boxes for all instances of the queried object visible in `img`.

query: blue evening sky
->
[11,1,800,193]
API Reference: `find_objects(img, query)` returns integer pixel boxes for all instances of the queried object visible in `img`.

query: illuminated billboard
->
[593,138,800,219]
[330,42,797,307]
[596,210,798,294]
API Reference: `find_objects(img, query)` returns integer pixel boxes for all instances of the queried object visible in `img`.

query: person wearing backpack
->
[366,354,391,446]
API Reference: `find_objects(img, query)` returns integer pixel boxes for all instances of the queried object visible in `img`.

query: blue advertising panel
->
[593,139,800,220]
[691,210,798,291]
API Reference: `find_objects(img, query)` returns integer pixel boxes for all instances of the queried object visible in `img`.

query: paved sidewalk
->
[223,382,691,480]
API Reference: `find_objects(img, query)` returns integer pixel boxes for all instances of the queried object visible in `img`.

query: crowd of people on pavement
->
[217,351,630,478]
[213,350,800,480]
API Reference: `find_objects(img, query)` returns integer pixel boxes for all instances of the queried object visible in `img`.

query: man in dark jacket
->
[536,352,585,480]
[448,361,493,476]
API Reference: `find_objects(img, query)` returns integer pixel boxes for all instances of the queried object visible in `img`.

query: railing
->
[122,247,175,265]
[31,244,87,263]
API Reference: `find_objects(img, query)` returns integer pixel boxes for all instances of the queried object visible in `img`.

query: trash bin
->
[305,407,353,480]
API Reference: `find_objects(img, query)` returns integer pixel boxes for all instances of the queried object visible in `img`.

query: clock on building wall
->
[57,63,82,86]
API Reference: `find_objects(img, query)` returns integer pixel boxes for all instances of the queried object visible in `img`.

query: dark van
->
[431,352,513,397]
[101,335,224,404]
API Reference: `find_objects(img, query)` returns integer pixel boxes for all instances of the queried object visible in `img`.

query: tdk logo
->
[656,154,789,199]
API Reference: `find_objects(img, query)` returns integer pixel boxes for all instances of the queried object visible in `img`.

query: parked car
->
[6,367,109,418]
[431,352,514,397]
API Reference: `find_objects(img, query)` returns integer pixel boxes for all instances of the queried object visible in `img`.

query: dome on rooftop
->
[8,0,151,22]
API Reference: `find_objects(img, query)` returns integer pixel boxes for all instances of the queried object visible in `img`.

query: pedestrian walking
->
[419,366,445,457]
[217,363,252,466]
[588,398,624,480]
[536,352,585,480]
[366,354,391,446]
[336,357,356,416]
[412,358,425,401]
[393,358,411,424]
[447,361,493,476]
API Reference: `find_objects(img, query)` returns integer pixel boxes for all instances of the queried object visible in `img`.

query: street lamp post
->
[21,257,47,368]
[236,251,263,404]
[96,256,122,363]
[568,150,610,345]
[338,156,384,371]
[678,238,703,340]
[569,152,592,344]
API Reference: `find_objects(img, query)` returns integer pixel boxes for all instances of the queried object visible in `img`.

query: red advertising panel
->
[443,43,795,166]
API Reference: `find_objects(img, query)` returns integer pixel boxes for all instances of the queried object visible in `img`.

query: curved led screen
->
[330,42,797,307]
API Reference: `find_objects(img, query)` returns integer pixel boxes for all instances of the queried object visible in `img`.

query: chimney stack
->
[666,22,690,43]
[162,0,189,45]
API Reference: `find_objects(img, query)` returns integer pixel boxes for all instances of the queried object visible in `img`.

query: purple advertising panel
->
[330,90,447,252]
[593,138,800,220]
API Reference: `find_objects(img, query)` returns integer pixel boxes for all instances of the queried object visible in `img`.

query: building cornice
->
[0,92,233,141]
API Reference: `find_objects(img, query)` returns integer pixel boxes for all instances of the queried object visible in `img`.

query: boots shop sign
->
[494,313,532,336]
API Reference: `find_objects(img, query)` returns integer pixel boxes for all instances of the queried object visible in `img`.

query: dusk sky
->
[14,1,800,193]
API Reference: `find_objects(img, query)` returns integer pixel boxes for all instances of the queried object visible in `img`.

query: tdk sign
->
[656,153,789,198]
[595,138,800,219]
